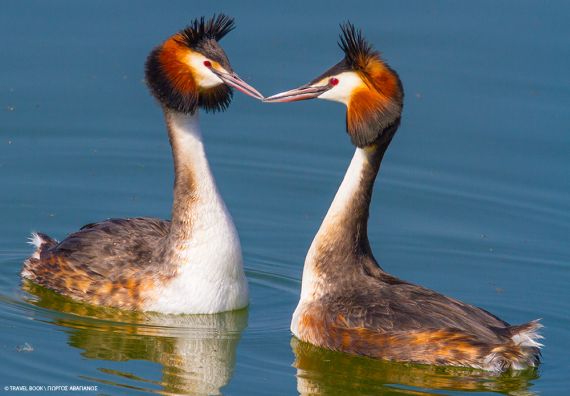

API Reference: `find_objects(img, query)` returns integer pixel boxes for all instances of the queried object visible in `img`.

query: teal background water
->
[1,1,568,395]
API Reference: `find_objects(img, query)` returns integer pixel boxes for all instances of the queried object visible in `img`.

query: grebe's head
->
[146,14,263,114]
[265,23,403,148]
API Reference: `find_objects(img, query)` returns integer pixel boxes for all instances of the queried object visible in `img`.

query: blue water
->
[1,1,569,395]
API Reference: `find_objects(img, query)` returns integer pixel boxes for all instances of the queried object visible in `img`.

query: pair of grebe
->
[22,15,542,372]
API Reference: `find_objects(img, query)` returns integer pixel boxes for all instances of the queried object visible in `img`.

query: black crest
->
[177,14,235,48]
[338,22,377,69]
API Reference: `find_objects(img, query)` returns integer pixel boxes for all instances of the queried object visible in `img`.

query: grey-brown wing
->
[45,217,171,280]
[327,272,510,343]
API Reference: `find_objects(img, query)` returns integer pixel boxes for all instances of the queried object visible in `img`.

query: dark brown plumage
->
[23,218,172,309]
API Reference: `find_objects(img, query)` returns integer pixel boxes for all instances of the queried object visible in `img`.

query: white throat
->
[321,147,368,224]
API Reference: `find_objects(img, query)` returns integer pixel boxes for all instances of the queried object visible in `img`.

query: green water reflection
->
[23,281,248,395]
[20,281,540,395]
[291,338,539,396]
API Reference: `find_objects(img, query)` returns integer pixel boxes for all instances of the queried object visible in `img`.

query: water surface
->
[1,1,568,395]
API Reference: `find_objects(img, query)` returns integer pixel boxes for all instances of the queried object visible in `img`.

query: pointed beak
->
[211,69,264,100]
[263,84,330,103]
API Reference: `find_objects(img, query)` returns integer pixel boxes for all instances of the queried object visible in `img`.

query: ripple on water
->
[245,256,300,337]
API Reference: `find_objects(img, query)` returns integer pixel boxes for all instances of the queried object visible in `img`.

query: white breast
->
[147,205,248,314]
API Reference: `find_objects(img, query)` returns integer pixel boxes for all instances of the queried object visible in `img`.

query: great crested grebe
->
[22,15,263,314]
[265,23,542,372]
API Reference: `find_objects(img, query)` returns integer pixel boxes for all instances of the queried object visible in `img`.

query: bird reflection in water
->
[291,337,539,396]
[22,281,247,395]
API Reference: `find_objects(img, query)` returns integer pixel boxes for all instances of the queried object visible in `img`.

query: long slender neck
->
[319,144,385,254]
[301,142,388,299]
[163,110,226,260]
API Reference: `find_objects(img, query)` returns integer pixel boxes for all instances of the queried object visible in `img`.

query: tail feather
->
[484,320,543,372]
[510,319,544,349]
[28,232,58,250]
[22,232,58,278]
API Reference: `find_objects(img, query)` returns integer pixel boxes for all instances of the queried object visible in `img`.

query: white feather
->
[512,323,544,348]
[27,232,44,260]
[28,232,43,249]
[483,322,543,371]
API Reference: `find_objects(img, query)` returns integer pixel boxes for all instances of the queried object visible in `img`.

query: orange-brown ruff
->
[22,15,261,313]
[266,23,542,372]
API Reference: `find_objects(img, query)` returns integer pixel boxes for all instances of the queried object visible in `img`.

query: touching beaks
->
[210,68,264,100]
[263,83,331,103]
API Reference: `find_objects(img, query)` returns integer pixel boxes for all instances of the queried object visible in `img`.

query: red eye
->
[329,77,339,86]
[203,60,212,67]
